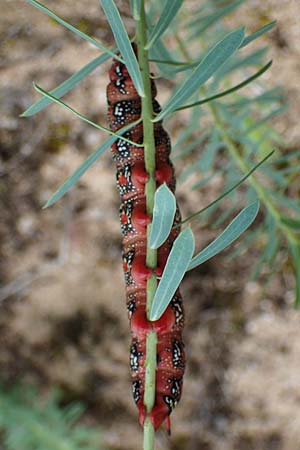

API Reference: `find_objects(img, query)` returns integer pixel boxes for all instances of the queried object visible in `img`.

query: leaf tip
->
[42,201,51,210]
[144,39,153,51]
[239,25,246,35]
[42,195,58,209]
[149,310,159,321]
[33,82,42,93]
[152,114,161,123]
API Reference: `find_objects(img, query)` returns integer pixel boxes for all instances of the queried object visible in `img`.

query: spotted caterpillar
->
[107,48,185,432]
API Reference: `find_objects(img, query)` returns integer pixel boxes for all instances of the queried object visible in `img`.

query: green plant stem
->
[175,32,300,305]
[143,417,155,450]
[143,331,158,407]
[136,1,158,448]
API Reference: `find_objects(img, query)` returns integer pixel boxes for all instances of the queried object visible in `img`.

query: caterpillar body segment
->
[107,48,185,432]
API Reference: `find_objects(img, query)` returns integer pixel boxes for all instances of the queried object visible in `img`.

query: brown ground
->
[1,1,300,449]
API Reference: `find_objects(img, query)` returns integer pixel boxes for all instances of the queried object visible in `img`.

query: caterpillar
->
[107,47,185,432]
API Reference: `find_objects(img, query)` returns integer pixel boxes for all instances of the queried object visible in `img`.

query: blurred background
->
[1,0,300,449]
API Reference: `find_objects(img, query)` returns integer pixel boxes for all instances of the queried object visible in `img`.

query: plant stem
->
[143,417,155,450]
[143,331,158,407]
[136,1,158,448]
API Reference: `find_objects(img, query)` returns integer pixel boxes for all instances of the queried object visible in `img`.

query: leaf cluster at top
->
[21,0,299,306]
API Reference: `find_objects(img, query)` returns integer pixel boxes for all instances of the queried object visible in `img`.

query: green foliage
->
[240,21,276,48]
[0,384,103,450]
[22,1,299,305]
[150,184,176,249]
[25,0,118,58]
[145,0,183,49]
[153,27,245,121]
[150,201,259,320]
[150,228,195,320]
[99,0,144,97]
[188,201,260,270]
[157,0,299,305]
[43,119,141,208]
[21,53,112,117]
[181,151,274,224]
[175,61,272,111]
[33,84,141,146]
[187,0,246,37]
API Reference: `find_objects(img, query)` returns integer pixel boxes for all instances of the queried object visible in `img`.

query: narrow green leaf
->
[270,191,300,212]
[149,184,177,249]
[153,28,245,122]
[240,21,276,48]
[99,0,144,97]
[32,84,142,147]
[150,228,195,321]
[151,57,206,75]
[262,166,288,187]
[214,205,238,228]
[22,53,111,117]
[244,105,288,135]
[250,215,278,283]
[278,164,300,176]
[25,0,120,60]
[43,137,114,208]
[181,151,274,225]
[174,133,209,160]
[173,109,205,154]
[43,121,137,208]
[226,227,261,261]
[186,4,206,20]
[176,61,272,111]
[274,150,300,164]
[146,0,183,50]
[227,87,284,109]
[190,170,222,191]
[149,58,188,67]
[280,216,300,231]
[213,48,267,82]
[188,201,260,270]
[263,217,280,263]
[149,38,179,76]
[198,134,223,171]
[188,0,245,38]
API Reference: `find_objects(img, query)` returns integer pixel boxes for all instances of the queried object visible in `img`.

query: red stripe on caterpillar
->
[107,47,185,432]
